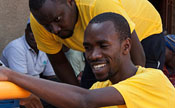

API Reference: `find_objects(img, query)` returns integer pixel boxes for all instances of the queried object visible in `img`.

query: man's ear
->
[122,38,131,55]
[25,28,28,34]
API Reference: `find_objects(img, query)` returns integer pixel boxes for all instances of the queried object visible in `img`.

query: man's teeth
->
[93,64,106,70]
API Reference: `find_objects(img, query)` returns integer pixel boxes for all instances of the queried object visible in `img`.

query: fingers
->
[32,99,44,108]
[20,94,44,108]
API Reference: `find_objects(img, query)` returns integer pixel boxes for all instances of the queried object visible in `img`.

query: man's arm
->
[130,30,145,66]
[47,50,79,86]
[0,66,124,108]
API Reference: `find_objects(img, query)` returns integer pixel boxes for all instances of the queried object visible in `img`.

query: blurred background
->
[0,0,29,55]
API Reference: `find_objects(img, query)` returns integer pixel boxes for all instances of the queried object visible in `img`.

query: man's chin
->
[57,31,74,39]
[96,77,109,82]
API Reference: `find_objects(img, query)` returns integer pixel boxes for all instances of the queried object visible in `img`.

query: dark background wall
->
[149,0,175,34]
[173,2,175,34]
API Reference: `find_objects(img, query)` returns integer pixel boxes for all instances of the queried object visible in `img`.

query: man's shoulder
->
[116,66,171,88]
[131,66,165,81]
[3,36,26,52]
[136,66,162,74]
[76,0,95,6]
[77,0,118,7]
[6,36,24,48]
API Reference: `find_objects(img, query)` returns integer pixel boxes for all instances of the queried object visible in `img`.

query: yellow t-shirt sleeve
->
[112,69,175,108]
[91,0,135,33]
[30,13,62,54]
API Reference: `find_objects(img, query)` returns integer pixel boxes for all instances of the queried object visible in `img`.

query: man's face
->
[31,0,78,39]
[84,21,122,81]
[25,24,37,50]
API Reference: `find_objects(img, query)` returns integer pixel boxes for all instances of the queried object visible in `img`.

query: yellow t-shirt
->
[30,0,135,54]
[121,0,162,41]
[90,66,175,108]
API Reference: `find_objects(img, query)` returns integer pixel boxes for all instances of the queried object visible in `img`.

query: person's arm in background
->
[64,49,85,83]
[130,30,145,66]
[47,50,79,86]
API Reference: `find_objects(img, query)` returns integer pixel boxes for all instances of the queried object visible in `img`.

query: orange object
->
[0,81,30,100]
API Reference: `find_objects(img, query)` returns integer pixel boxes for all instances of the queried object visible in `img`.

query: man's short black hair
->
[29,0,64,11]
[29,0,47,11]
[89,12,131,41]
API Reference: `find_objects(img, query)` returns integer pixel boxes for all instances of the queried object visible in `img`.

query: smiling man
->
[0,12,174,108]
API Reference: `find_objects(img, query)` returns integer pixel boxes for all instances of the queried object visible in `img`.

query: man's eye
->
[100,44,109,48]
[84,46,91,51]
[84,46,89,50]
[55,16,61,22]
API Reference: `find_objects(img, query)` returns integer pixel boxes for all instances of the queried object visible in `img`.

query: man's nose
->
[51,23,61,34]
[89,48,102,61]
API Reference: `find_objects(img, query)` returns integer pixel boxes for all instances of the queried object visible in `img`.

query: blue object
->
[165,34,175,52]
[0,100,19,108]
